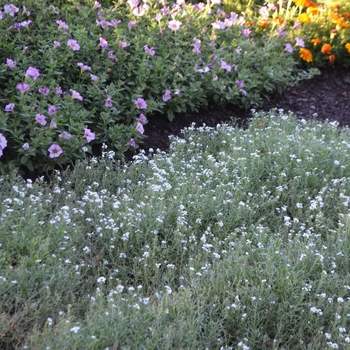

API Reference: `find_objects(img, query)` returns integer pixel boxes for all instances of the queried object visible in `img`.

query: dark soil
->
[131,65,350,159]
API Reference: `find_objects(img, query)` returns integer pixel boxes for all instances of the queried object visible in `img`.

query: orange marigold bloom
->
[329,54,336,63]
[345,43,350,53]
[342,12,350,20]
[298,13,311,23]
[293,0,316,8]
[321,43,332,55]
[308,7,319,16]
[299,48,313,62]
[258,21,270,28]
[273,16,284,25]
[311,38,321,45]
[330,13,341,20]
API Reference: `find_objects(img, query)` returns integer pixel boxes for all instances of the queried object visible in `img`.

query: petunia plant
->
[0,0,323,175]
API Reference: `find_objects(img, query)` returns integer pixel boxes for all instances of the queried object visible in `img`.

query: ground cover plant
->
[2,110,350,349]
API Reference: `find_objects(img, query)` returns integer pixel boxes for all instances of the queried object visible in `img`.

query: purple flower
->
[39,87,50,95]
[220,60,232,72]
[84,128,95,143]
[285,43,293,53]
[168,20,182,31]
[295,37,305,47]
[129,138,136,148]
[0,133,8,149]
[162,89,172,102]
[236,80,245,89]
[58,131,73,140]
[143,45,155,56]
[77,62,91,73]
[192,38,201,54]
[90,74,99,82]
[50,120,57,129]
[276,29,286,36]
[22,143,29,150]
[6,58,15,68]
[0,11,3,20]
[139,114,147,123]
[59,131,73,140]
[70,89,83,101]
[4,4,19,17]
[136,122,144,134]
[293,22,301,30]
[48,105,57,115]
[127,0,139,9]
[242,28,251,37]
[99,37,108,49]
[67,39,80,51]
[54,41,61,47]
[16,83,30,93]
[105,96,113,107]
[128,21,137,28]
[55,86,63,95]
[56,20,69,30]
[5,103,15,112]
[134,97,147,109]
[118,41,128,49]
[48,144,63,158]
[20,20,32,28]
[93,1,101,9]
[35,114,47,126]
[25,66,40,80]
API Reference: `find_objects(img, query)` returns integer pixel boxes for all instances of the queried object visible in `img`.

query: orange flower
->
[308,7,319,16]
[311,38,321,45]
[329,54,335,63]
[298,13,311,23]
[273,16,284,25]
[293,0,316,8]
[330,13,341,20]
[299,48,313,62]
[321,43,332,55]
[342,12,350,20]
[345,43,350,53]
[258,21,270,28]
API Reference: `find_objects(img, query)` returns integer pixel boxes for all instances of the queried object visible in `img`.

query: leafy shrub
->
[0,0,310,175]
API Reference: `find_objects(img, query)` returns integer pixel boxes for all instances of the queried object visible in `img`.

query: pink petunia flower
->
[5,103,15,112]
[67,39,80,51]
[16,83,30,93]
[93,1,101,9]
[90,74,99,82]
[4,4,19,17]
[220,60,232,72]
[129,138,136,148]
[59,131,73,140]
[35,114,47,126]
[25,66,40,80]
[99,37,108,49]
[50,120,57,129]
[134,97,147,109]
[56,20,69,30]
[39,87,50,95]
[236,80,245,89]
[285,43,293,53]
[48,144,63,158]
[242,28,251,37]
[70,89,83,101]
[139,114,147,123]
[168,20,182,31]
[162,89,171,102]
[105,96,113,107]
[84,128,95,143]
[58,131,73,140]
[295,37,305,47]
[136,122,144,134]
[143,45,155,56]
[77,62,91,73]
[6,58,15,68]
[48,105,57,115]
